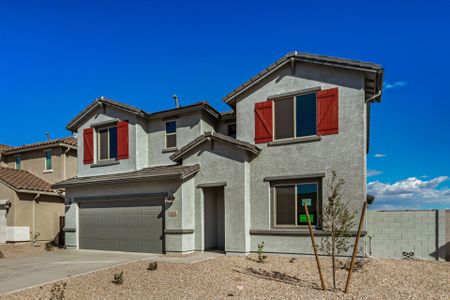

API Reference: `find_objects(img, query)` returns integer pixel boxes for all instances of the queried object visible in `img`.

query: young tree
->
[319,171,356,291]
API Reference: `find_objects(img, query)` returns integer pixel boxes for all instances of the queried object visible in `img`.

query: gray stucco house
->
[54,51,384,255]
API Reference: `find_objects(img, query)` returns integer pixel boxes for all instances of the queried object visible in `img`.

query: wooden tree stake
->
[304,204,326,291]
[344,201,368,294]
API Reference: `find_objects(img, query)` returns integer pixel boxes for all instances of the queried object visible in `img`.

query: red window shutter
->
[317,87,339,135]
[83,128,94,164]
[254,101,273,143]
[117,120,129,160]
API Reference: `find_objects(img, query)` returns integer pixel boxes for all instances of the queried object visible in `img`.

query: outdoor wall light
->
[166,193,175,202]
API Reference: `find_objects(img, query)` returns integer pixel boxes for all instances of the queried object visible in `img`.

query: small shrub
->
[340,258,366,271]
[0,250,4,259]
[45,242,54,251]
[49,282,67,300]
[257,241,267,263]
[112,271,124,285]
[289,257,297,263]
[147,261,158,271]
[31,232,41,247]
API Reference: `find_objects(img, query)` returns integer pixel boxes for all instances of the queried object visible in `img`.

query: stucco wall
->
[147,111,204,167]
[232,61,367,254]
[3,147,77,184]
[367,210,448,261]
[183,141,251,253]
[76,105,140,177]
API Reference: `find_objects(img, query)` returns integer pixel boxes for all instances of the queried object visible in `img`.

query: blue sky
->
[0,1,449,209]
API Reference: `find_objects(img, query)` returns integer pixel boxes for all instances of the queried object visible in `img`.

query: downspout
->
[365,90,382,103]
[32,193,41,239]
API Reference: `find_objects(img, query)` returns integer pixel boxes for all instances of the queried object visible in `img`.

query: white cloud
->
[368,176,450,210]
[373,153,386,158]
[367,170,383,177]
[384,81,407,90]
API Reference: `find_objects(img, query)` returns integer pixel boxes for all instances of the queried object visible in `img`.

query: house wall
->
[76,105,141,177]
[147,111,204,167]
[231,61,367,254]
[183,141,250,253]
[3,147,77,184]
[367,210,448,261]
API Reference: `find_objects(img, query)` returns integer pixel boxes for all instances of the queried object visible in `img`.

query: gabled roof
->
[2,137,77,155]
[0,167,57,194]
[223,51,384,105]
[52,164,200,188]
[170,131,260,162]
[66,97,222,132]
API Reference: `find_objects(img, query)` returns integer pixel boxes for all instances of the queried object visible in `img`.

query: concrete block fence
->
[366,210,449,261]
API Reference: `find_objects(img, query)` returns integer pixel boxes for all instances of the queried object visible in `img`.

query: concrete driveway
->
[0,249,159,295]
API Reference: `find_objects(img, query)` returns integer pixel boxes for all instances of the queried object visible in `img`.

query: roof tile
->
[0,167,54,193]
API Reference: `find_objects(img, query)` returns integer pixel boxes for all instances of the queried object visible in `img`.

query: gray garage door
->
[79,199,164,253]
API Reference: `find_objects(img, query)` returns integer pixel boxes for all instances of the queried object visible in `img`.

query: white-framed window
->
[165,120,177,148]
[273,92,317,141]
[15,155,21,170]
[273,180,321,227]
[44,150,52,171]
[97,125,117,161]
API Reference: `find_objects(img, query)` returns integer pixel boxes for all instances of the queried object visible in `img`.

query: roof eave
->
[2,143,77,155]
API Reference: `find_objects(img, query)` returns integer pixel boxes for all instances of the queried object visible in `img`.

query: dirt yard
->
[1,255,449,299]
[0,243,60,259]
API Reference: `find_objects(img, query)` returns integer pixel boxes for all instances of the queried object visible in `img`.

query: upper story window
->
[254,87,339,144]
[273,179,321,227]
[274,93,317,140]
[97,125,117,161]
[44,150,52,171]
[227,124,237,139]
[165,121,177,149]
[15,156,21,170]
[83,120,128,165]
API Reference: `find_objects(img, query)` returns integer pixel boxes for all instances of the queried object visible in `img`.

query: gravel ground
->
[1,255,449,299]
[0,243,60,259]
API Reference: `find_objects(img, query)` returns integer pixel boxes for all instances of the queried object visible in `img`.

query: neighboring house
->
[55,51,384,255]
[0,137,77,244]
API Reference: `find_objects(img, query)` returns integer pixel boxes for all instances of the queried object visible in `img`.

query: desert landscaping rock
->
[1,255,448,299]
[0,243,60,260]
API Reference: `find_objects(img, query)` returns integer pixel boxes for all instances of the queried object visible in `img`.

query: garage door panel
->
[79,199,164,253]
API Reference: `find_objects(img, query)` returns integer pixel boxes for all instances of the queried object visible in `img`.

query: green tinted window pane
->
[297,183,318,225]
[45,151,52,170]
[296,93,317,137]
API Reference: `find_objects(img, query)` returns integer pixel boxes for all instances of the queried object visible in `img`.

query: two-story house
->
[55,51,383,255]
[0,137,77,244]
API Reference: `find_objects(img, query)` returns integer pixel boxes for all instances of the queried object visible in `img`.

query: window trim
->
[272,91,318,142]
[97,124,117,162]
[272,178,322,229]
[165,120,177,149]
[44,149,53,172]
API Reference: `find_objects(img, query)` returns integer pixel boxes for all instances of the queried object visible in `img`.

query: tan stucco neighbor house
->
[0,137,77,244]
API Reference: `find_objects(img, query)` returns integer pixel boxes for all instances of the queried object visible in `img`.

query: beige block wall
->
[3,147,77,184]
